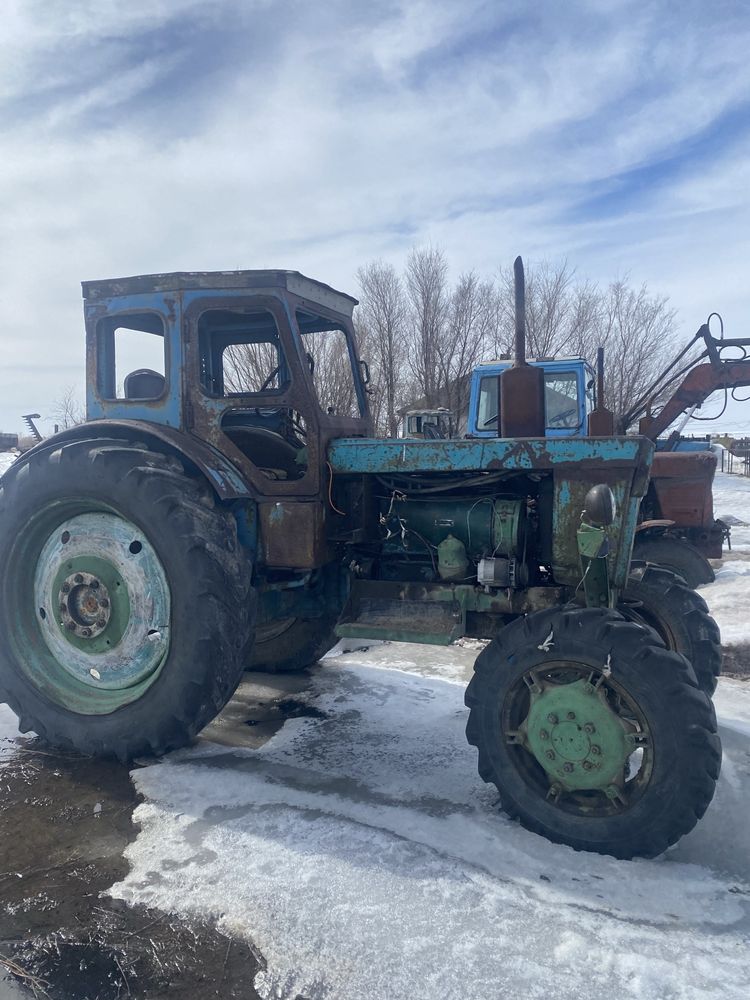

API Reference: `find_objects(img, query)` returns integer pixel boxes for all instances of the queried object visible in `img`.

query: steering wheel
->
[547,406,578,427]
[258,366,281,392]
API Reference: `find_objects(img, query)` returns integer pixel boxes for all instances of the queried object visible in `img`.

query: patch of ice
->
[112,662,750,1000]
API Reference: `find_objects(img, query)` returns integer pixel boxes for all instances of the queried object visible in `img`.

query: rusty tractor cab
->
[0,263,722,859]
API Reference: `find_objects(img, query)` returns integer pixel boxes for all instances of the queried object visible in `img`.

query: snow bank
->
[713,470,750,552]
[0,703,21,767]
[0,451,17,477]
[112,659,750,1000]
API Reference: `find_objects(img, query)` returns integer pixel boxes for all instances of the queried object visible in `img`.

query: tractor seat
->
[222,424,305,480]
[124,369,166,400]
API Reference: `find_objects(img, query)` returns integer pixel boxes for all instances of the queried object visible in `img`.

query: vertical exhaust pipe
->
[587,345,615,436]
[499,256,546,438]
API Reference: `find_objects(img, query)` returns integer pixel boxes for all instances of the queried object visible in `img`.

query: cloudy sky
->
[1,0,749,434]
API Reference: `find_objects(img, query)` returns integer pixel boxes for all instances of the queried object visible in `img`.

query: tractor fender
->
[14,420,253,500]
[635,519,675,535]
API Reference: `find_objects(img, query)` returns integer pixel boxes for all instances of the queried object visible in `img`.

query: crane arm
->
[638,359,750,440]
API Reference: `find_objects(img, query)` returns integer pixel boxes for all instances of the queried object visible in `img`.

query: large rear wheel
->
[465,607,720,858]
[250,615,339,673]
[0,439,253,759]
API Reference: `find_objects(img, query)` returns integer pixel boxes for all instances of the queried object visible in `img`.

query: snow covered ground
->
[698,471,750,646]
[0,451,17,477]
[111,655,750,1000]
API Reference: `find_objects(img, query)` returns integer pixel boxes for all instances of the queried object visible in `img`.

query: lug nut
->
[547,713,558,724]
[97,619,106,629]
[61,583,71,594]
[591,745,601,755]
[566,711,576,720]
[563,763,574,773]
[583,723,595,734]
[74,574,84,584]
[539,729,549,740]
[91,579,100,590]
[99,598,109,609]
[582,761,593,770]
[82,628,91,637]
[545,750,555,760]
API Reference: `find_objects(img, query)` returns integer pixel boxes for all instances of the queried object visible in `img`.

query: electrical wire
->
[326,461,347,516]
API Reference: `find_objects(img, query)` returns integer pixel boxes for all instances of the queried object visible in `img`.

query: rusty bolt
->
[539,729,549,740]
[563,763,574,773]
[74,574,84,584]
[583,723,595,734]
[591,745,601,755]
[545,750,555,760]
[61,583,71,594]
[566,711,576,720]
[582,761,593,771]
[547,713,558,724]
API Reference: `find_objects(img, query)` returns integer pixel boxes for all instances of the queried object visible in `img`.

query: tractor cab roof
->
[81,269,358,318]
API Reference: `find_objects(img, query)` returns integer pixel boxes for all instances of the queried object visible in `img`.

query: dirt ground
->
[0,672,313,1000]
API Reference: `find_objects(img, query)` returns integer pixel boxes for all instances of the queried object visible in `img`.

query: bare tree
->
[597,279,678,431]
[438,272,494,430]
[52,385,85,429]
[356,260,407,436]
[405,246,449,403]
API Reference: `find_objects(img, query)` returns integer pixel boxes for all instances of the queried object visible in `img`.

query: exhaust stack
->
[587,346,615,436]
[499,256,546,437]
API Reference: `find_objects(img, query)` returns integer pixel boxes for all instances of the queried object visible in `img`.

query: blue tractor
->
[0,262,722,858]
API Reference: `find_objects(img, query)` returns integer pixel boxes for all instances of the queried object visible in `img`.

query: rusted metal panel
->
[259,500,330,568]
[650,451,716,528]
[328,436,654,475]
[24,420,253,499]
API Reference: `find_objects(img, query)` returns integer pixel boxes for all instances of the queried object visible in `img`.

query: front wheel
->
[620,565,721,696]
[465,607,720,858]
[632,535,714,588]
[0,439,253,759]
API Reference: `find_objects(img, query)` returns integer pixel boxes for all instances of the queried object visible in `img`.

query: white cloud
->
[0,0,749,433]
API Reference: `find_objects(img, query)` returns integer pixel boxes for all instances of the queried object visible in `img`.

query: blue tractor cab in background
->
[467,357,595,439]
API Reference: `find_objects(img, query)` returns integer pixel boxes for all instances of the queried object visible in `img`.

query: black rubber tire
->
[249,615,339,673]
[465,607,721,859]
[0,438,254,760]
[632,535,715,588]
[620,565,722,697]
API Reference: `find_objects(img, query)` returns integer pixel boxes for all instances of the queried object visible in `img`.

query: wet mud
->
[0,672,316,1000]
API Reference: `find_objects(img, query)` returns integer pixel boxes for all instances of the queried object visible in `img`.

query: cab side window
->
[97,312,166,400]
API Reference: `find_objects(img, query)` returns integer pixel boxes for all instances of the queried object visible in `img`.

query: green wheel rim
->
[10,504,171,714]
[504,662,653,815]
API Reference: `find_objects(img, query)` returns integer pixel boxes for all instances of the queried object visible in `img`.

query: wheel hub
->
[59,572,111,638]
[522,678,631,792]
[31,511,171,701]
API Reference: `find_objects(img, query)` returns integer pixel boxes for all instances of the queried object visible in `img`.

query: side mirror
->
[360,359,371,385]
[582,484,616,527]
